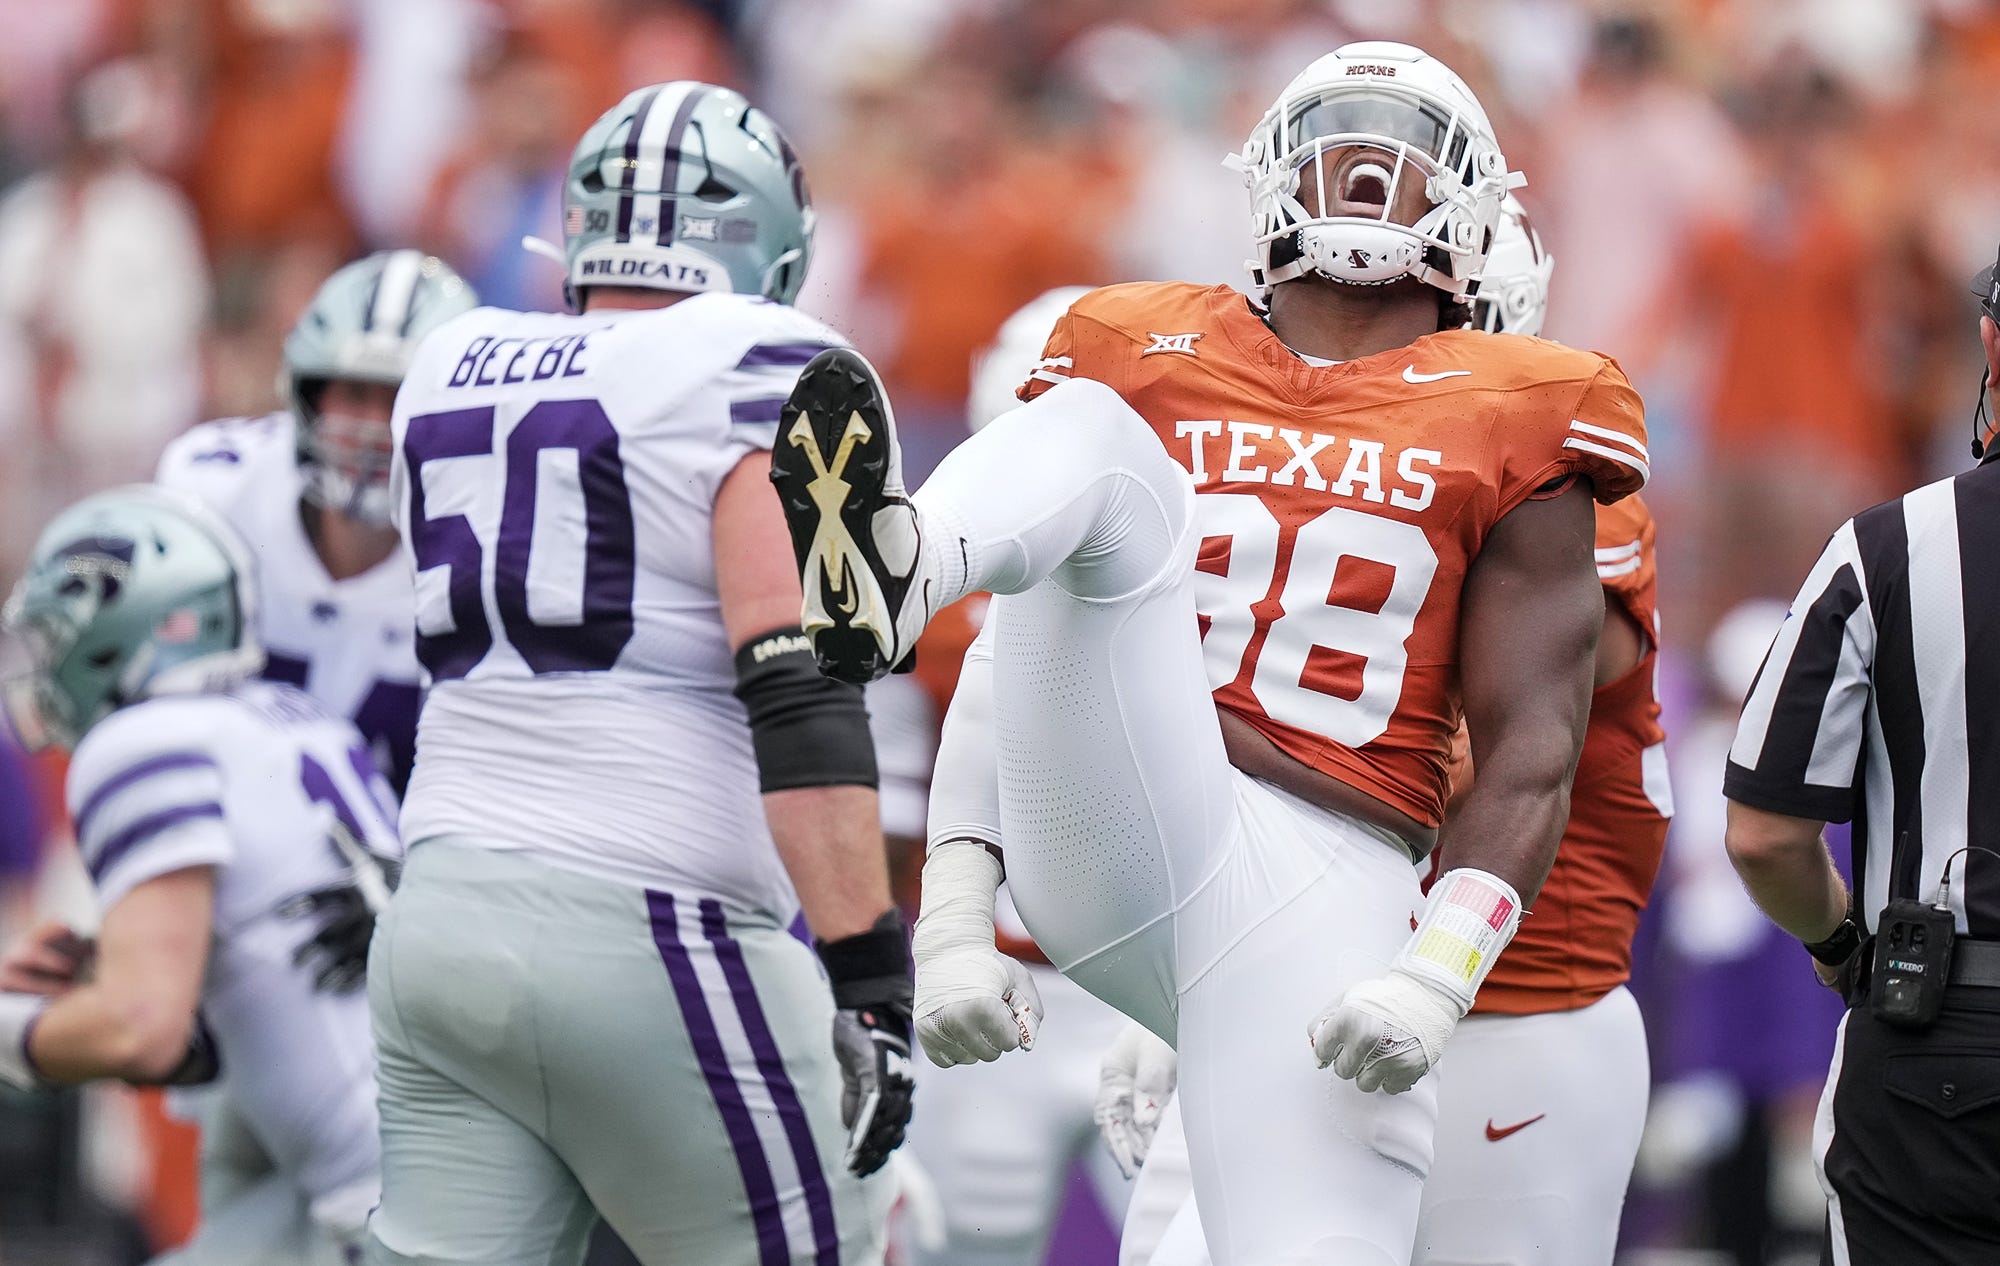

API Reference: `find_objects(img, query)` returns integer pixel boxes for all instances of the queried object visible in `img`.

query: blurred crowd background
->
[2,0,1998,1263]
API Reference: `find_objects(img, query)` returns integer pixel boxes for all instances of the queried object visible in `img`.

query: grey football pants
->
[364,840,890,1266]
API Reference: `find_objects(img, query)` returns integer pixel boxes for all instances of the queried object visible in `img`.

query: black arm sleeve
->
[733,626,879,792]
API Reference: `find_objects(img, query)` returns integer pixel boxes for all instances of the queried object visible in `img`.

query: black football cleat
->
[770,347,932,684]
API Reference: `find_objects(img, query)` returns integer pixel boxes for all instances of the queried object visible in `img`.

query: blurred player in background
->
[156,250,478,794]
[0,487,400,1263]
[891,287,1133,1266]
[366,82,906,1266]
[1104,196,1673,1266]
[773,41,1647,1266]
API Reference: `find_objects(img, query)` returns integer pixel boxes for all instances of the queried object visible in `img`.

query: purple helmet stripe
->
[647,890,791,1266]
[615,86,665,245]
[699,897,841,1266]
[75,752,216,843]
[729,397,787,426]
[653,83,714,248]
[87,802,224,882]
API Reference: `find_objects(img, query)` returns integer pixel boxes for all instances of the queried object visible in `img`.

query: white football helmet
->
[1231,41,1518,301]
[1470,194,1554,336]
[965,286,1093,432]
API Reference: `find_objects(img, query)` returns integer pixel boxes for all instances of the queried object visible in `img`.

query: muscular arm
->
[26,868,213,1084]
[1435,481,1602,904]
[714,451,892,941]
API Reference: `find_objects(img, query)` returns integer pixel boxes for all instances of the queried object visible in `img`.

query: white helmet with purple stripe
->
[560,81,815,307]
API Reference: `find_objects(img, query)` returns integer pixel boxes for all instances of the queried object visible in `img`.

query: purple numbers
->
[402,407,496,680]
[497,399,635,673]
[301,744,399,861]
[403,399,635,681]
[263,653,419,795]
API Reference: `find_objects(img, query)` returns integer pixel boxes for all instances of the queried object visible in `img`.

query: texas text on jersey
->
[157,414,422,791]
[1022,281,1650,828]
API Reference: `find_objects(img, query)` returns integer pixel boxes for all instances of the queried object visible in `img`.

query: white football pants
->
[1122,988,1650,1266]
[919,380,1435,1266]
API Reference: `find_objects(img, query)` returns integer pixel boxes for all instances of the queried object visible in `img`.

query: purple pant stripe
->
[700,898,841,1266]
[646,891,791,1266]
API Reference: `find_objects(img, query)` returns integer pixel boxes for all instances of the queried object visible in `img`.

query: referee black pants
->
[1819,993,2000,1265]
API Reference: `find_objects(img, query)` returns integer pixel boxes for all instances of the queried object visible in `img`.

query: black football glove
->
[817,910,916,1177]
[280,850,400,995]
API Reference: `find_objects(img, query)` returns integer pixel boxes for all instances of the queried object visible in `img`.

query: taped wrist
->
[1396,868,1524,1011]
[0,992,49,1090]
[734,626,878,791]
[913,840,1003,967]
[816,909,913,1010]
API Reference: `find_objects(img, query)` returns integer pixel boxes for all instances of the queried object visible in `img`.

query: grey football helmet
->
[283,250,478,525]
[559,82,815,305]
[3,487,263,750]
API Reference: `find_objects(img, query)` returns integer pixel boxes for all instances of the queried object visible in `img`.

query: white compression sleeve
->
[926,622,1000,852]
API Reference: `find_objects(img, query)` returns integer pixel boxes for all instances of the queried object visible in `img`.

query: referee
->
[1722,247,2000,1266]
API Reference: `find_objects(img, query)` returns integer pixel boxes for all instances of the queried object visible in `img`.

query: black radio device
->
[1870,897,1955,1030]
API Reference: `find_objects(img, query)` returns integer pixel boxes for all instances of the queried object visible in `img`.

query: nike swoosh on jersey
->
[1403,366,1473,383]
[1484,1114,1546,1141]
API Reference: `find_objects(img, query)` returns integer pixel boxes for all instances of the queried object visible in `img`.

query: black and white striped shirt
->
[1726,463,2000,937]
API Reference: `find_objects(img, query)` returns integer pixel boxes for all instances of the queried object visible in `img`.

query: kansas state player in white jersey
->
[369,82,907,1266]
[158,251,477,792]
[0,488,399,1263]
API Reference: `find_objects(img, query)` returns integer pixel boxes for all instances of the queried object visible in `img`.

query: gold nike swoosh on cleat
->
[789,409,887,640]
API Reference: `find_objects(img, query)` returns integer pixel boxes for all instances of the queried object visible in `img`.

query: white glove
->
[913,842,1042,1067]
[1310,867,1524,1094]
[1093,1021,1178,1178]
[1307,968,1464,1094]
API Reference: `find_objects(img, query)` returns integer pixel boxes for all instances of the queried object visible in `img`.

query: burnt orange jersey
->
[1474,495,1671,1014]
[1020,283,1649,827]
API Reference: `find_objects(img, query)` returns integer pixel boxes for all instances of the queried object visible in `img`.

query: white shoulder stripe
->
[1563,436,1650,482]
[1595,540,1643,563]
[1597,556,1644,579]
[1028,368,1069,386]
[1569,419,1649,460]
[1037,356,1073,369]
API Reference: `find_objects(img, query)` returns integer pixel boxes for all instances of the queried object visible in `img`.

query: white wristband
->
[913,840,1003,963]
[0,992,50,1090]
[1396,868,1524,1010]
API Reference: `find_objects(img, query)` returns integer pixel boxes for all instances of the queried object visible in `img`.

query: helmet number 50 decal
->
[1196,495,1437,747]
[402,400,636,681]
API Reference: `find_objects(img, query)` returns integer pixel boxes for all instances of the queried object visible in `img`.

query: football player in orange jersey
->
[770,41,1650,1266]
[1103,196,1675,1266]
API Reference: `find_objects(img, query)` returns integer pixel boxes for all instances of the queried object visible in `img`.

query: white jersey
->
[157,414,423,791]
[389,295,846,916]
[66,680,399,1214]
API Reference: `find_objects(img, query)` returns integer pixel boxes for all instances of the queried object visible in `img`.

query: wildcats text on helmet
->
[577,257,715,287]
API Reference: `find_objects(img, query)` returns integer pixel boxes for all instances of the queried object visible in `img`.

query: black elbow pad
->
[733,626,879,792]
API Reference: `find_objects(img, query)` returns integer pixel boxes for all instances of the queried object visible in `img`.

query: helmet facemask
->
[1236,73,1516,301]
[295,378,400,527]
